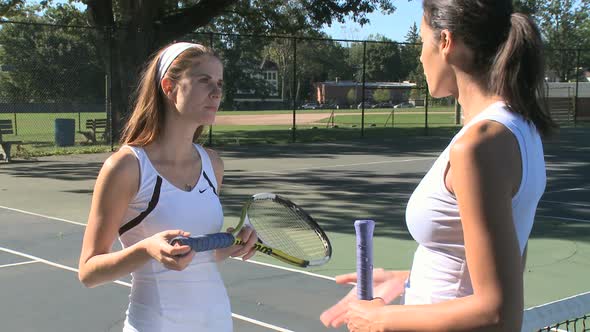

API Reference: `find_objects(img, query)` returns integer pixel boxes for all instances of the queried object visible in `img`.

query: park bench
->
[79,118,108,144]
[0,119,22,162]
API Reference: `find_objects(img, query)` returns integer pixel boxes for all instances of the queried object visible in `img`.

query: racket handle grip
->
[170,233,235,252]
[355,219,375,300]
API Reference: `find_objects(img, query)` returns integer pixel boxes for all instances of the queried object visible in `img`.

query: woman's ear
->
[439,29,453,60]
[161,77,175,98]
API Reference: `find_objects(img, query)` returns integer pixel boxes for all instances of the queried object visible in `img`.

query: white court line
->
[544,187,589,194]
[0,205,336,281]
[226,157,435,175]
[0,260,38,268]
[0,247,131,287]
[0,205,87,227]
[537,215,590,223]
[0,246,294,332]
[232,257,335,281]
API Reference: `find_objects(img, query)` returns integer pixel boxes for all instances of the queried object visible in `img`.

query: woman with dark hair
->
[78,42,258,331]
[321,1,556,331]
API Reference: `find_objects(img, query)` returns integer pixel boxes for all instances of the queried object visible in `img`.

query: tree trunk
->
[85,0,239,142]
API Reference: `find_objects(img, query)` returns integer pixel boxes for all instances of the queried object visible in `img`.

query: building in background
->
[314,80,416,108]
[234,59,282,110]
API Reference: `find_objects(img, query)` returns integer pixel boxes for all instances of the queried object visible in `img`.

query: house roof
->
[260,60,279,71]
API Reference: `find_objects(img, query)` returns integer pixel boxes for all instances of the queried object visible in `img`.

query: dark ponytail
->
[491,13,556,137]
[423,0,557,137]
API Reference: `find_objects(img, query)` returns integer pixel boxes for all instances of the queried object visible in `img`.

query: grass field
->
[214,106,455,116]
[320,112,456,127]
[0,107,459,158]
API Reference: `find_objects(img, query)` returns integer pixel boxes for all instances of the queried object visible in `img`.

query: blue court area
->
[1,129,589,331]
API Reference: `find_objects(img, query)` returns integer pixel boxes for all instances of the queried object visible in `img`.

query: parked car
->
[393,102,415,109]
[371,102,394,109]
[357,101,374,109]
[320,103,338,109]
[300,103,319,110]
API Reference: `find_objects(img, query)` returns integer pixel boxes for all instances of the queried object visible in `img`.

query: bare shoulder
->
[203,147,224,174]
[102,148,139,178]
[97,148,140,193]
[450,120,521,194]
[450,120,518,162]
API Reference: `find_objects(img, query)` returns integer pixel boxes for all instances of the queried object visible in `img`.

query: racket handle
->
[355,219,375,300]
[170,233,235,252]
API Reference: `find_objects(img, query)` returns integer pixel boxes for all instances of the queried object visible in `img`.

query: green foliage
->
[348,35,402,82]
[346,88,357,104]
[372,88,390,103]
[0,4,103,103]
[515,0,590,81]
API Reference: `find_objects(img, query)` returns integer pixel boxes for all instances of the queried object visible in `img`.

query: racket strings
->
[248,200,328,260]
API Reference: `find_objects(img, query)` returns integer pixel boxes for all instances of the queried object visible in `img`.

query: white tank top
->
[118,144,232,332]
[404,102,546,305]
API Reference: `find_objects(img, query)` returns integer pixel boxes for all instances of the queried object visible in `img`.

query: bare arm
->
[357,121,524,331]
[78,149,193,288]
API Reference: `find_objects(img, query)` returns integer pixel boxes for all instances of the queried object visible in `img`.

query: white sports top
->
[118,144,231,332]
[404,102,546,304]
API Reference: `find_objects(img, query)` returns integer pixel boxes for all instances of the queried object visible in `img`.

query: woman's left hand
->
[346,298,386,332]
[215,225,258,261]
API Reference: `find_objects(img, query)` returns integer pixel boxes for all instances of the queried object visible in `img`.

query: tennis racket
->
[355,219,375,300]
[170,193,332,268]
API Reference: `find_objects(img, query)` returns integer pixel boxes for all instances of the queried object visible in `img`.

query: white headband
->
[156,42,201,81]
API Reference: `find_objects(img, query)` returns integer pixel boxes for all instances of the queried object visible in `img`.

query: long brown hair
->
[423,0,557,137]
[120,43,218,146]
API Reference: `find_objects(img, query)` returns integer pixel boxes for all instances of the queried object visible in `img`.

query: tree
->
[349,34,402,82]
[515,0,590,81]
[346,88,357,105]
[203,1,378,106]
[373,88,390,103]
[400,22,422,82]
[400,23,426,100]
[47,0,397,137]
[0,0,24,17]
[0,4,103,103]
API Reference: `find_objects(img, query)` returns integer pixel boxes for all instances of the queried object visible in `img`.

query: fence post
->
[424,83,429,136]
[454,98,461,125]
[208,32,214,146]
[105,25,114,151]
[13,113,17,136]
[574,49,581,126]
[292,37,297,143]
[361,41,367,138]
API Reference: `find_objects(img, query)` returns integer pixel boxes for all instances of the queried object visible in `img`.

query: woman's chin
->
[192,113,217,125]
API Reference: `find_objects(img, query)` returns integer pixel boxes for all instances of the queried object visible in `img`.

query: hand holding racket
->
[320,268,407,328]
[321,220,406,329]
[170,193,332,268]
[355,219,375,300]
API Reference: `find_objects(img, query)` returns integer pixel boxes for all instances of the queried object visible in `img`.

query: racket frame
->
[173,193,332,268]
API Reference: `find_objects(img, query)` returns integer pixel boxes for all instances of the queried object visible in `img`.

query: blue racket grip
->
[170,233,235,252]
[355,220,375,300]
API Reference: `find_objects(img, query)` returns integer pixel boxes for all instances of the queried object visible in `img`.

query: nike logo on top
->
[199,188,208,193]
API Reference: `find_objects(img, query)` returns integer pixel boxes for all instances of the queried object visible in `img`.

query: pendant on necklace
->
[185,184,192,191]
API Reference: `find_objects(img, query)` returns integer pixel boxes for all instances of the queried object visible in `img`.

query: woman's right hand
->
[320,269,408,328]
[142,230,195,271]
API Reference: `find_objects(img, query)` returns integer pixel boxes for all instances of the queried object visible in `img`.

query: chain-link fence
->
[0,21,109,153]
[543,48,589,126]
[1,20,589,156]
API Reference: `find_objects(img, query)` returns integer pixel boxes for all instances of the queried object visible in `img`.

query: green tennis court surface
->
[1,128,589,331]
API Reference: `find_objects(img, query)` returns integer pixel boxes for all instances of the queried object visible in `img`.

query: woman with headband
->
[78,42,258,331]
